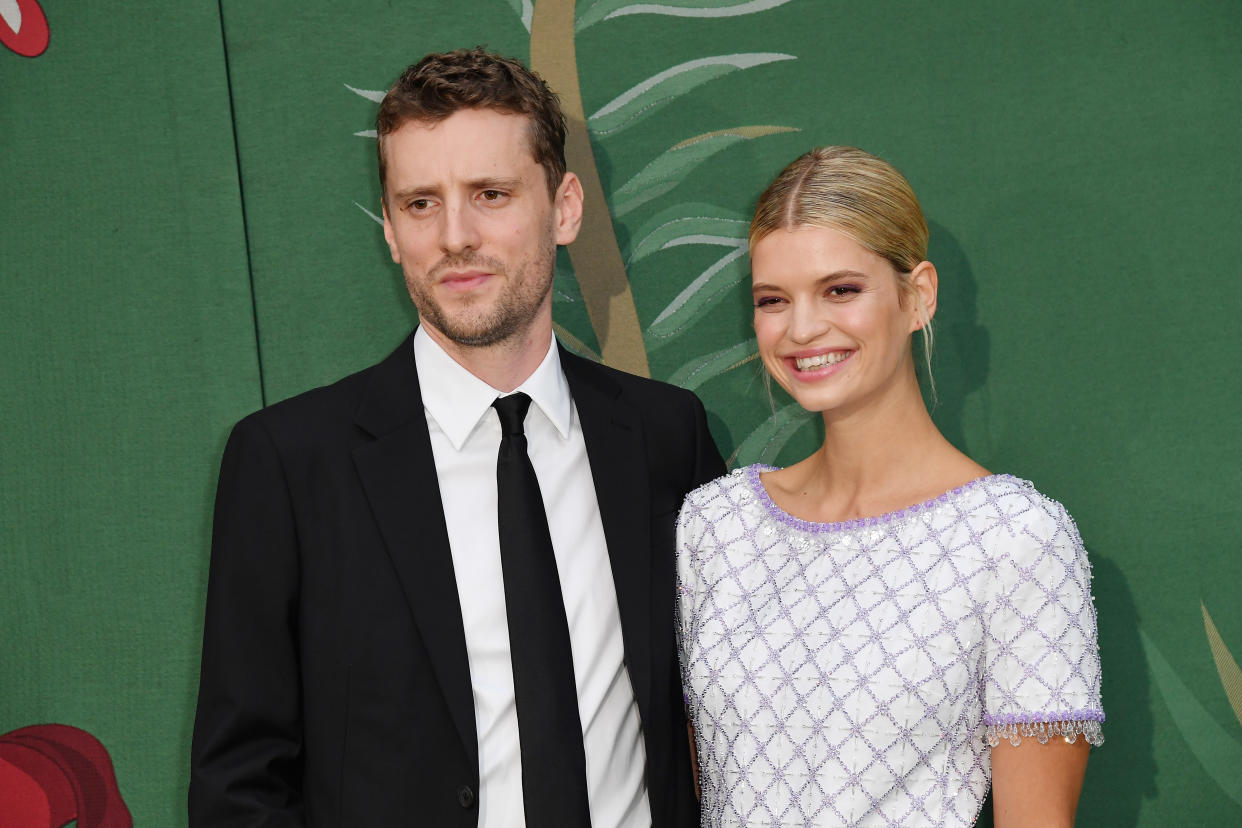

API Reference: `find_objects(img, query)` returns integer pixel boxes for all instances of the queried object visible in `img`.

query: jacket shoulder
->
[561,349,703,410]
[252,362,372,419]
[229,359,386,457]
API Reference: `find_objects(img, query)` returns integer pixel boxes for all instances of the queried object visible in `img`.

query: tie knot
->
[493,392,533,436]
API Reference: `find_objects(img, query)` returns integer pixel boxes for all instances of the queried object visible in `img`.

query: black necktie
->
[492,393,592,827]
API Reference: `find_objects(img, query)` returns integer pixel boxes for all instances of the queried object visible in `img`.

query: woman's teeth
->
[795,352,850,371]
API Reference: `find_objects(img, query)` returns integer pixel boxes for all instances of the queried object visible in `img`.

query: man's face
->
[381,108,581,350]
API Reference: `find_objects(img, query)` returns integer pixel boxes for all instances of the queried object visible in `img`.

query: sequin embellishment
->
[676,466,1104,827]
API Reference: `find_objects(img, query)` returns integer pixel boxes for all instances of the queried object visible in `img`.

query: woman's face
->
[750,225,928,416]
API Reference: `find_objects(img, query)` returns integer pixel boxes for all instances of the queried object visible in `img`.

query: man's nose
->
[440,200,482,253]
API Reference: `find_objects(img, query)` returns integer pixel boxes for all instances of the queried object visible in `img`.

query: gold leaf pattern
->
[1202,601,1242,730]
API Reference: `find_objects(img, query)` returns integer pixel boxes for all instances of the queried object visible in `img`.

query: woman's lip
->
[787,347,849,360]
[784,349,854,381]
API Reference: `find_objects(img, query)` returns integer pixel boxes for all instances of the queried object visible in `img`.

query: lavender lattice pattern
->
[676,467,1103,828]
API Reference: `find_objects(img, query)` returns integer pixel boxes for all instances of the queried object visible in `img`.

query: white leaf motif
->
[651,245,747,327]
[503,0,534,30]
[0,0,21,33]
[354,202,383,226]
[590,53,794,122]
[660,234,747,251]
[606,0,792,22]
[345,84,386,103]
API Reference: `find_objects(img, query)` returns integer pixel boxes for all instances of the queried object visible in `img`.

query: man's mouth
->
[794,351,851,371]
[439,270,493,291]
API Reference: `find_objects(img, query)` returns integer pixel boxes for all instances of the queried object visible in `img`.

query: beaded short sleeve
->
[675,466,1103,828]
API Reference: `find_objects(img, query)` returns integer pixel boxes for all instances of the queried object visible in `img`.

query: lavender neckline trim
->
[746,464,1024,534]
[983,709,1106,726]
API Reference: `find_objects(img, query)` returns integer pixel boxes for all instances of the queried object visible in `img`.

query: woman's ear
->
[909,260,938,330]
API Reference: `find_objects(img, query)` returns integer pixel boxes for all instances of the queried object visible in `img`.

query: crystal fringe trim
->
[985,719,1104,748]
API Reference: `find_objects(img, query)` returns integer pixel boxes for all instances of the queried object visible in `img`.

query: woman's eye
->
[828,284,861,297]
[754,296,783,308]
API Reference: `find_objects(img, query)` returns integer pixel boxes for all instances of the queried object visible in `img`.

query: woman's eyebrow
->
[751,270,872,293]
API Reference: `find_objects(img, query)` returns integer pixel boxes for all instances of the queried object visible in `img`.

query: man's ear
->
[381,200,401,264]
[908,260,938,331]
[553,172,584,246]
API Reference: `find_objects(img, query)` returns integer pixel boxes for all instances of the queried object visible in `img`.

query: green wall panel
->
[217,1,1242,824]
[1,2,260,823]
[2,0,1239,824]
[217,0,537,402]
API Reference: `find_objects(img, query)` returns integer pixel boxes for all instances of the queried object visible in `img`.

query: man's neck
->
[420,318,555,392]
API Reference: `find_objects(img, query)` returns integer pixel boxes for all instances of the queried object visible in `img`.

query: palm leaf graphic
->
[668,340,758,390]
[344,84,384,103]
[730,402,811,468]
[624,204,754,348]
[1141,629,1242,807]
[503,0,535,30]
[646,245,749,343]
[625,203,748,264]
[553,321,602,362]
[610,126,798,217]
[1202,602,1242,730]
[345,85,384,137]
[577,0,793,30]
[588,54,795,136]
[346,0,801,450]
[533,0,651,375]
[353,202,383,225]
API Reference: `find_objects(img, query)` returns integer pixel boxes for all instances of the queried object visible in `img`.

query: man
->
[189,48,723,827]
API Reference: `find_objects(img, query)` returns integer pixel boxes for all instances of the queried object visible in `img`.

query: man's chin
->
[446,330,513,348]
[430,315,522,349]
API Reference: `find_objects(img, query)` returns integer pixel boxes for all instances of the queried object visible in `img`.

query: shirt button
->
[457,785,475,808]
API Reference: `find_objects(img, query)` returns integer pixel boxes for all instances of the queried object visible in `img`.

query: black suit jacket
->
[189,334,724,827]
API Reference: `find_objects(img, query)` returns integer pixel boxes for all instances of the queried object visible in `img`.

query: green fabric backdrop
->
[3,1,1240,824]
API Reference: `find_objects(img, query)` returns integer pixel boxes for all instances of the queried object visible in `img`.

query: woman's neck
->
[769,376,985,523]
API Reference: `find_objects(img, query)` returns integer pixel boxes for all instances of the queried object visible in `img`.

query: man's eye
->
[406,199,430,211]
[481,190,505,201]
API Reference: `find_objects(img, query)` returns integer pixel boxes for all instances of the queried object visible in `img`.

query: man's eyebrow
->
[467,177,524,191]
[389,185,439,203]
[389,177,525,203]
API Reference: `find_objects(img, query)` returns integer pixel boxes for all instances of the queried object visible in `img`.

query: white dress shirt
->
[413,326,651,828]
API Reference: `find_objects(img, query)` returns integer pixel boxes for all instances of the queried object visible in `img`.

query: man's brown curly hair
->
[376,47,567,199]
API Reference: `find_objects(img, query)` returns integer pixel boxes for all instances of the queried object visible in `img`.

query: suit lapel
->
[351,334,478,768]
[561,350,655,725]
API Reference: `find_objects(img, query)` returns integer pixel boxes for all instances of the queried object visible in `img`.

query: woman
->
[676,147,1103,827]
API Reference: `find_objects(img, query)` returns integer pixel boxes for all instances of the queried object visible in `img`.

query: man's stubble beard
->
[406,236,557,349]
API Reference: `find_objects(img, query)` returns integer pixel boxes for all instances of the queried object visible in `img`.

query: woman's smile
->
[789,349,854,377]
[751,226,918,413]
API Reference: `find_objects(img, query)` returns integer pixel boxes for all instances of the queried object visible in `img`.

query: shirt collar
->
[412,325,572,450]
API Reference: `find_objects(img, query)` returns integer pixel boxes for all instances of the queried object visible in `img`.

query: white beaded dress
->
[676,466,1104,828]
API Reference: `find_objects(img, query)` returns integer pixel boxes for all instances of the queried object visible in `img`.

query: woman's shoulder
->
[961,475,1086,566]
[677,465,774,538]
[681,464,762,517]
[967,474,1077,528]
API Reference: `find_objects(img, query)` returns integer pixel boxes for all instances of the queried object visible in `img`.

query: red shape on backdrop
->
[1,0,50,58]
[0,725,132,828]
[0,749,74,828]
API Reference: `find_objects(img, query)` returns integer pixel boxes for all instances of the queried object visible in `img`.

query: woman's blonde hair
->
[750,146,935,391]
